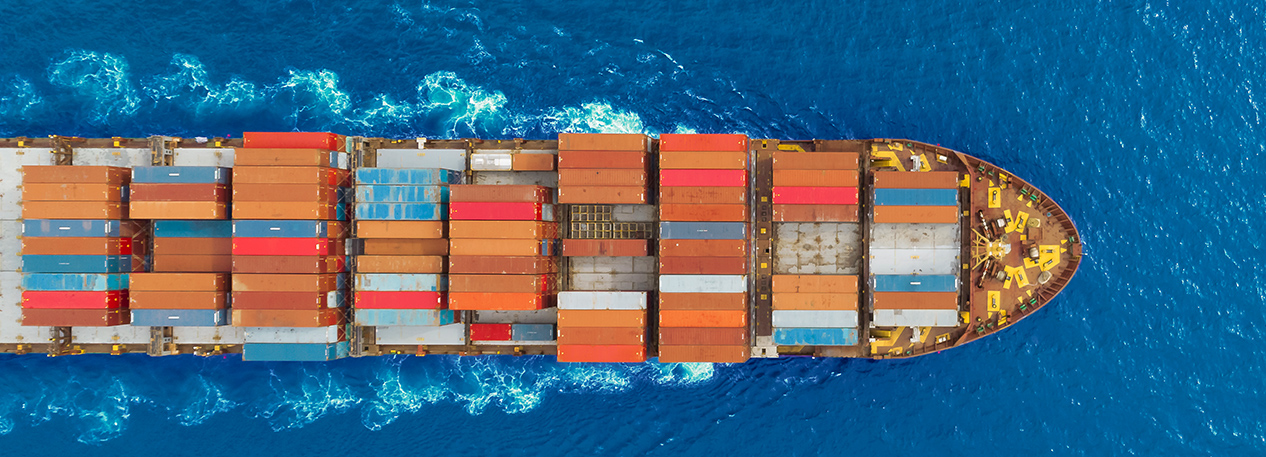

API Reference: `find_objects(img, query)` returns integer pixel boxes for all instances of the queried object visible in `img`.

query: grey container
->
[511,324,556,341]
[771,310,858,328]
[659,222,748,240]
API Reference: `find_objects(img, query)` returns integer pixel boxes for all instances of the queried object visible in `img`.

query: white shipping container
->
[376,148,468,171]
[172,148,235,168]
[471,153,513,171]
[172,326,246,344]
[658,275,748,293]
[244,325,342,344]
[557,291,648,310]
[375,324,466,345]
[772,310,858,328]
[871,309,960,327]
[337,152,350,170]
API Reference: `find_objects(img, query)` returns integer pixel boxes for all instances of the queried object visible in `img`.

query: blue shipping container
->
[354,309,457,326]
[355,274,447,292]
[659,221,747,240]
[873,275,958,292]
[873,188,958,207]
[131,309,229,327]
[773,328,858,346]
[22,273,128,291]
[355,185,450,203]
[22,255,131,273]
[242,341,350,362]
[233,220,329,238]
[354,203,448,221]
[23,220,123,237]
[132,166,230,184]
[355,168,461,185]
[153,220,233,238]
[511,324,555,341]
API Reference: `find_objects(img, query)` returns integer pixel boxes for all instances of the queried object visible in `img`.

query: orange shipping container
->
[151,254,232,273]
[233,273,340,292]
[449,274,555,293]
[659,327,749,346]
[22,166,130,184]
[449,185,552,203]
[355,255,446,273]
[22,201,126,219]
[449,256,558,274]
[361,239,448,256]
[659,187,747,205]
[232,166,344,185]
[129,291,228,309]
[23,183,123,201]
[233,148,337,167]
[557,186,648,204]
[558,133,648,151]
[657,345,750,363]
[556,327,645,346]
[153,237,233,256]
[355,220,445,239]
[772,170,859,187]
[23,237,131,256]
[448,292,550,311]
[448,221,557,239]
[659,293,748,310]
[557,309,645,328]
[771,293,859,310]
[130,273,229,291]
[658,256,747,275]
[556,344,646,363]
[659,239,747,257]
[233,183,339,202]
[873,205,959,224]
[659,151,747,170]
[232,201,336,220]
[872,292,959,310]
[771,275,859,293]
[130,201,228,220]
[771,152,859,170]
[772,204,859,222]
[232,309,343,327]
[557,169,647,186]
[873,171,959,189]
[659,203,748,222]
[557,150,648,169]
[449,238,551,256]
[561,239,648,257]
[512,153,556,171]
[660,310,747,328]
[232,255,344,274]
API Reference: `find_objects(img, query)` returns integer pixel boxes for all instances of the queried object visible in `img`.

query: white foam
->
[47,50,141,122]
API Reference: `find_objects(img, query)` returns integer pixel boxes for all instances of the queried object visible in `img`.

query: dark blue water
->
[1,0,1263,454]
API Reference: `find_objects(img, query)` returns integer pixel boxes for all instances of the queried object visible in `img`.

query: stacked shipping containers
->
[556,291,647,362]
[231,132,352,361]
[447,185,558,311]
[20,166,138,326]
[870,171,961,327]
[656,134,751,363]
[770,275,859,345]
[352,167,459,328]
[557,133,650,204]
[771,151,860,222]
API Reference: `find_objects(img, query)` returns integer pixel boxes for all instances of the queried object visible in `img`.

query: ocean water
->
[0,0,1262,454]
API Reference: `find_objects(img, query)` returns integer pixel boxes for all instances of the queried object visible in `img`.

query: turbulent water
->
[0,0,1263,454]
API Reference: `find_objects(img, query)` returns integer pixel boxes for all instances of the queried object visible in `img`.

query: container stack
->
[352,167,459,328]
[447,185,558,311]
[231,132,352,361]
[655,134,751,363]
[870,171,962,328]
[557,133,650,204]
[770,275,859,346]
[470,323,556,346]
[871,171,960,224]
[20,166,138,326]
[770,151,860,222]
[556,291,648,362]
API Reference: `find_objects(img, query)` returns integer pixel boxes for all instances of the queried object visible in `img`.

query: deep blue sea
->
[1,0,1263,454]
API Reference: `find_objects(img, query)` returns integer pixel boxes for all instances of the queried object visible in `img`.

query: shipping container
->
[448,292,550,311]
[232,220,343,238]
[449,202,553,221]
[659,151,747,170]
[360,239,448,255]
[130,201,228,220]
[22,308,130,326]
[448,221,558,239]
[354,185,448,203]
[448,255,558,274]
[355,220,445,239]
[232,291,345,310]
[470,153,513,171]
[232,309,343,327]
[21,290,126,309]
[153,237,233,255]
[772,170,860,187]
[771,310,857,328]
[658,203,748,222]
[23,220,140,238]
[448,274,555,293]
[557,309,645,327]
[511,153,556,171]
[470,323,513,341]
[658,256,747,275]
[658,292,748,310]
[234,148,340,167]
[557,133,648,151]
[232,166,345,186]
[354,255,446,274]
[353,291,446,309]
[511,324,556,342]
[773,328,858,346]
[130,183,230,202]
[557,291,648,310]
[23,237,131,256]
[373,324,465,345]
[233,238,342,256]
[871,309,960,327]
[354,309,457,326]
[873,171,959,189]
[658,239,747,257]
[22,255,131,273]
[659,169,748,187]
[872,205,959,224]
[557,150,648,169]
[132,166,229,184]
[130,291,228,309]
[771,293,858,310]
[153,254,234,273]
[230,271,345,293]
[659,327,749,346]
[873,275,958,293]
[658,134,747,152]
[232,255,344,274]
[355,273,445,292]
[560,239,648,257]
[154,220,232,238]
[871,292,959,310]
[353,203,446,221]
[771,275,859,293]
[355,168,461,185]
[771,152,859,170]
[659,310,748,328]
[22,166,130,184]
[658,221,747,240]
[555,344,646,363]
[557,169,647,186]
[771,204,859,222]
[658,187,748,204]
[556,186,648,205]
[23,201,127,219]
[23,183,124,201]
[241,341,351,362]
[658,275,747,293]
[22,273,128,291]
[232,201,337,220]
[131,309,229,327]
[771,187,859,205]
[243,132,344,150]
[873,188,959,207]
[449,238,555,256]
[656,345,749,363]
[243,325,344,344]
[556,327,644,345]
[130,273,229,291]
[232,183,339,202]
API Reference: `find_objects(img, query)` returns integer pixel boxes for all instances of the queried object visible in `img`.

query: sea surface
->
[0,0,1262,454]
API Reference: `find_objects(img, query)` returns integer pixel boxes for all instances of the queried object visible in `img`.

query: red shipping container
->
[354,291,447,309]
[232,309,343,327]
[449,202,547,221]
[243,132,344,150]
[231,291,343,310]
[22,309,129,326]
[561,239,649,257]
[659,169,748,187]
[22,291,126,309]
[232,237,342,256]
[470,323,513,341]
[771,187,859,205]
[659,256,747,275]
[556,344,646,363]
[658,134,748,152]
[153,238,234,256]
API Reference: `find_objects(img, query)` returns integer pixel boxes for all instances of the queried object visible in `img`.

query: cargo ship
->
[0,133,1082,362]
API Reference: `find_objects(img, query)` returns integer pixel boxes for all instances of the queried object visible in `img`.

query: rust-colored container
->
[233,183,339,202]
[361,239,448,255]
[557,150,648,169]
[355,255,446,273]
[243,132,344,150]
[557,309,645,327]
[658,134,747,152]
[153,237,233,256]
[657,345,750,363]
[232,309,343,327]
[659,151,747,170]
[556,344,647,363]
[659,203,748,222]
[231,291,341,310]
[660,310,747,328]
[22,309,129,327]
[561,239,648,257]
[130,273,229,291]
[557,169,647,187]
[232,201,337,220]
[449,256,558,274]
[771,152,859,170]
[512,153,556,171]
[23,237,131,256]
[234,148,337,167]
[872,292,960,310]
[659,293,748,310]
[23,183,123,201]
[873,205,959,224]
[151,255,233,273]
[22,166,130,184]
[130,291,228,309]
[448,221,558,239]
[557,327,645,346]
[448,274,555,293]
[557,186,648,204]
[233,273,340,292]
[658,256,747,275]
[659,327,749,346]
[771,275,859,293]
[558,133,648,151]
[130,202,228,220]
[232,255,344,274]
[659,187,748,204]
[659,239,747,257]
[22,201,127,219]
[232,166,344,185]
[449,185,552,203]
[447,292,551,311]
[771,293,859,310]
[449,238,552,256]
[772,170,859,187]
[130,183,229,202]
[355,220,445,239]
[771,204,859,222]
[873,170,959,189]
